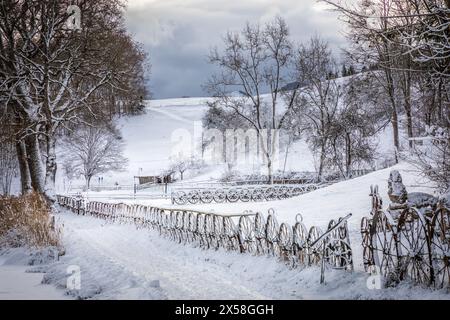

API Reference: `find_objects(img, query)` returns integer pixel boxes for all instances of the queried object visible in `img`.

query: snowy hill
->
[60,92,403,192]
[60,96,318,190]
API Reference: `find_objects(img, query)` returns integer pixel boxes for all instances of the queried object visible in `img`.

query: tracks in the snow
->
[61,214,270,299]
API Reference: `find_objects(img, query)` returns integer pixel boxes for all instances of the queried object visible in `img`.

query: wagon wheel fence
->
[56,194,353,284]
[170,183,326,205]
[361,185,450,289]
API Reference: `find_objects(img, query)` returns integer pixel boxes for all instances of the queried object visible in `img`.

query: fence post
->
[320,241,326,284]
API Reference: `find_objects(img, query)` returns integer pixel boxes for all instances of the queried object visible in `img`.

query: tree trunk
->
[345,133,352,178]
[386,67,400,162]
[318,144,326,181]
[267,157,273,184]
[44,134,57,200]
[405,107,413,149]
[16,139,32,194]
[24,134,45,193]
[86,175,92,190]
[401,68,413,148]
[282,140,291,176]
[382,40,400,163]
[391,114,400,163]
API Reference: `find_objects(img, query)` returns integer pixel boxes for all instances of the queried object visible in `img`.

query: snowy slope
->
[59,94,400,192]
[58,96,319,190]
[118,99,211,177]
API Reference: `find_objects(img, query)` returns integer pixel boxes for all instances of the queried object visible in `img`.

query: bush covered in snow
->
[0,193,61,249]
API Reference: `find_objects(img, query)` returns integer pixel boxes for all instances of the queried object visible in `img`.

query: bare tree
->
[321,0,407,162]
[322,0,449,151]
[169,157,194,181]
[408,126,450,193]
[0,0,149,200]
[326,76,382,178]
[322,0,449,190]
[61,124,128,190]
[293,36,342,180]
[205,17,298,184]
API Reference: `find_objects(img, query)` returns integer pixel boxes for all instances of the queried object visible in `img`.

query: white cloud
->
[125,0,346,98]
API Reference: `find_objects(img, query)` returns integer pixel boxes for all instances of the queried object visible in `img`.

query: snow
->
[0,248,68,300]
[18,96,445,299]
[57,95,398,193]
[55,96,286,190]
[31,210,449,299]
[80,162,435,272]
[3,161,447,299]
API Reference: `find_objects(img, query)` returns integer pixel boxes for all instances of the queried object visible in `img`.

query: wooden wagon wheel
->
[430,207,450,288]
[213,215,225,249]
[200,190,214,204]
[226,189,240,203]
[397,208,433,285]
[265,212,280,256]
[196,214,207,248]
[361,216,374,272]
[278,223,293,247]
[324,239,353,270]
[251,188,264,202]
[205,214,215,249]
[168,211,177,241]
[291,187,303,197]
[327,219,339,239]
[293,221,308,266]
[264,187,277,201]
[371,210,400,285]
[150,208,158,228]
[223,217,239,251]
[159,209,167,234]
[175,211,184,242]
[173,191,187,205]
[187,190,200,204]
[307,226,323,265]
[254,212,267,254]
[240,189,252,202]
[187,212,198,244]
[278,186,289,200]
[278,223,293,261]
[181,211,190,242]
[136,206,145,227]
[337,218,349,240]
[238,215,255,253]
[213,189,226,203]
[163,212,171,237]
[254,212,266,237]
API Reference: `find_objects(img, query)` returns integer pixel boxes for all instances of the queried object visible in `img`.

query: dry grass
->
[0,192,61,248]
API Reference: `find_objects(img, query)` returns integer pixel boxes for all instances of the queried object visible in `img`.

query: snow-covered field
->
[3,97,447,300]
[57,96,329,191]
[1,210,447,300]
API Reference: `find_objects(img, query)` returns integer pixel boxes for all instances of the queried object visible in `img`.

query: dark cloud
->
[125,0,346,99]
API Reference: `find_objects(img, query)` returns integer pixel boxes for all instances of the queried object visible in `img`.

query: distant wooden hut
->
[135,174,173,185]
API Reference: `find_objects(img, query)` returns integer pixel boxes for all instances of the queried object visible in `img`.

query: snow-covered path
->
[41,211,449,300]
[51,213,275,299]
[0,250,68,300]
[66,216,268,299]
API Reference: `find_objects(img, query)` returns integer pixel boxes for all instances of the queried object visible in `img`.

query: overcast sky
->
[125,0,347,99]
